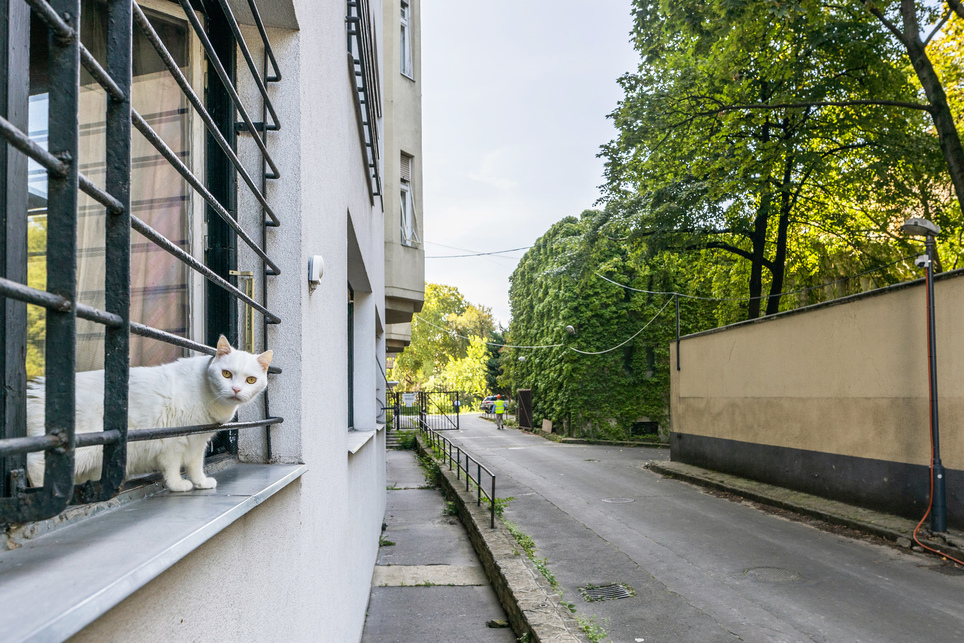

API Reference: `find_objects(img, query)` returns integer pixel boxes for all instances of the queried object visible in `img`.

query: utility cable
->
[426,246,531,259]
[568,298,674,355]
[595,254,914,303]
[412,314,563,349]
[413,297,672,355]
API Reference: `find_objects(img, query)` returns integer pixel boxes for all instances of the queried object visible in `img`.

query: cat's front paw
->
[193,477,217,490]
[167,478,195,492]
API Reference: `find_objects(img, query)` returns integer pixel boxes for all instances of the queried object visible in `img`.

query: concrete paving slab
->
[363,449,515,642]
[362,586,516,643]
[372,564,488,587]
[386,449,430,489]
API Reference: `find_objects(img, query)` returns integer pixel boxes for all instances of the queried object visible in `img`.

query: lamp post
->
[901,217,946,533]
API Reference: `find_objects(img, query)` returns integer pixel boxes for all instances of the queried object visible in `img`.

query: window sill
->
[0,463,307,643]
[347,429,376,454]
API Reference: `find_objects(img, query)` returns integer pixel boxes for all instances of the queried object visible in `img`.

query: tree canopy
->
[388,283,494,402]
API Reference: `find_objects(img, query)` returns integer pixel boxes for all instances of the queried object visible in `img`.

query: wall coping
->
[681,268,964,342]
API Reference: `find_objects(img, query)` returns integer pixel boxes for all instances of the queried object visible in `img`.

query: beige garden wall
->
[671,270,964,471]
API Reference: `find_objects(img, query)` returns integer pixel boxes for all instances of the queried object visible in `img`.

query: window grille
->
[346,0,381,200]
[0,0,284,525]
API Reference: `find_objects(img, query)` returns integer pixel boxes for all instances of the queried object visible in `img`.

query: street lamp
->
[902,216,946,533]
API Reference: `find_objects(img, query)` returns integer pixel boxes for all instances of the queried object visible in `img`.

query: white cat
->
[26,336,272,492]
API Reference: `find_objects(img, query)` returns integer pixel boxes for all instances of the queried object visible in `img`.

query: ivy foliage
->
[500,210,717,439]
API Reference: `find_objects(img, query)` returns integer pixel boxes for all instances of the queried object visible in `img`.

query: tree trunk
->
[766,149,794,316]
[901,0,964,216]
[747,193,771,319]
[747,116,773,320]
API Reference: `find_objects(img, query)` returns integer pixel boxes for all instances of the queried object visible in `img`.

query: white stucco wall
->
[70,1,388,640]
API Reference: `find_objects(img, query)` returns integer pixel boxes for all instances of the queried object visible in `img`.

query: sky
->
[420,1,640,326]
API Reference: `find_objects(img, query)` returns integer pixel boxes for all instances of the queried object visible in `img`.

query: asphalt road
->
[446,414,964,643]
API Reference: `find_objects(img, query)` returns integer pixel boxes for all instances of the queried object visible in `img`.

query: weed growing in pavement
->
[378,536,395,547]
[443,501,458,516]
[483,495,514,519]
[576,615,609,643]
[505,520,561,593]
[416,452,440,487]
[396,431,417,450]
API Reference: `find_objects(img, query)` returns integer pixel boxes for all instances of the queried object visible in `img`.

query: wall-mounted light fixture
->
[308,255,325,287]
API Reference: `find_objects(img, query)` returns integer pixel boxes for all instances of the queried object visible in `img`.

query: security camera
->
[915,255,930,268]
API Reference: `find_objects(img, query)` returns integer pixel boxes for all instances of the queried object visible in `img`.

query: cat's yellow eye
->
[222,370,232,379]
[246,376,257,384]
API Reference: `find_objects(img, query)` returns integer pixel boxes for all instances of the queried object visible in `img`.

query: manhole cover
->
[579,583,635,602]
[602,497,635,504]
[744,567,801,582]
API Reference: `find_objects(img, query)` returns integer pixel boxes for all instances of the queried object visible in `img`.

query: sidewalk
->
[648,460,964,560]
[361,449,515,643]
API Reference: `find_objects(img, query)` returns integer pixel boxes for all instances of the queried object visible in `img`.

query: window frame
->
[399,178,420,247]
[0,0,285,525]
[400,0,413,80]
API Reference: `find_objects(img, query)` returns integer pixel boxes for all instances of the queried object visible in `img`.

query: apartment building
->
[383,0,425,354]
[0,0,422,640]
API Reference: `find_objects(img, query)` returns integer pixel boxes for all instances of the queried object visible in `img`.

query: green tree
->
[388,284,493,400]
[603,0,941,318]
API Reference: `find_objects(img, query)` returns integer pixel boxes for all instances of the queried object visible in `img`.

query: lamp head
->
[565,325,576,335]
[901,217,940,238]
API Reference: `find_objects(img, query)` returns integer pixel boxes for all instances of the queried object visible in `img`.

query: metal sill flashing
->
[0,463,307,643]
[347,429,376,454]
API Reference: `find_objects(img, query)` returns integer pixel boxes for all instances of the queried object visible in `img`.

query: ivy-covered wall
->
[500,210,719,440]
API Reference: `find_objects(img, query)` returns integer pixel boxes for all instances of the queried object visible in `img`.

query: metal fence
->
[389,390,460,431]
[0,0,283,524]
[419,424,497,529]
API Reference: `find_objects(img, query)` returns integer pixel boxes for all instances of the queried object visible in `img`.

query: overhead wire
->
[425,246,531,259]
[413,296,673,356]
[595,254,915,302]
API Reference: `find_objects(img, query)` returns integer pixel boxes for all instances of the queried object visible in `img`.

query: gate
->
[389,391,460,431]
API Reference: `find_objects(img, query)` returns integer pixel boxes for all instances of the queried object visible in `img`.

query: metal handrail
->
[418,425,497,529]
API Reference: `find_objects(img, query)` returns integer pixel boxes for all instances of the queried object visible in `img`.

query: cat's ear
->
[257,350,273,372]
[216,335,232,357]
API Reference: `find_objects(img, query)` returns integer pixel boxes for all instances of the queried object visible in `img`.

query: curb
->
[560,438,668,448]
[647,460,964,560]
[416,435,582,643]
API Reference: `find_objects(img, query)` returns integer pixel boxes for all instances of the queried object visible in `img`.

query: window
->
[400,153,419,247]
[400,1,413,79]
[27,1,202,378]
[0,0,284,524]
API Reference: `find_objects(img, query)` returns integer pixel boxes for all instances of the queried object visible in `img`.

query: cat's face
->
[206,336,273,405]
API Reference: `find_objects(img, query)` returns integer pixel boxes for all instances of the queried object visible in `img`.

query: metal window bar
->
[419,424,497,529]
[0,0,284,524]
[345,0,381,198]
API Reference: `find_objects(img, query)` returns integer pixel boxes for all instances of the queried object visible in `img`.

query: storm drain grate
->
[602,497,635,504]
[579,583,636,602]
[744,567,801,582]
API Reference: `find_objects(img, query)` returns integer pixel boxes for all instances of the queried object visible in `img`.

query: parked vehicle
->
[481,395,498,413]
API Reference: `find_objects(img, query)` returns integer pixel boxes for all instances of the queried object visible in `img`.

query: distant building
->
[0,0,423,640]
[383,0,426,354]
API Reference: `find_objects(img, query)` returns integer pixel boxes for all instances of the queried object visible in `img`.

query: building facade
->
[382,0,425,354]
[0,0,422,640]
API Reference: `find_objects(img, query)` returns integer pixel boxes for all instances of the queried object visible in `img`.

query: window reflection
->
[26,1,195,378]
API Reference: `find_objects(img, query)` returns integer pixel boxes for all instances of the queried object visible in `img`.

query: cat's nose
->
[232,386,242,394]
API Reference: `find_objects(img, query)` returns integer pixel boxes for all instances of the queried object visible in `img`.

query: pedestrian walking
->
[494,395,505,430]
